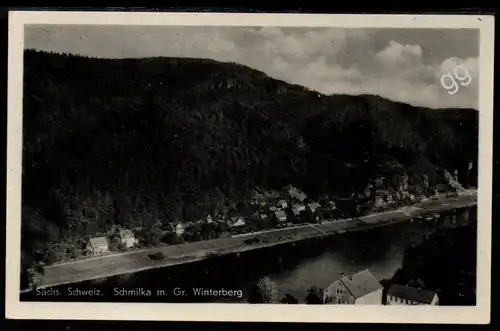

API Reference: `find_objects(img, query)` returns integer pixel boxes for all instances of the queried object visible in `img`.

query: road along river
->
[22,193,477,302]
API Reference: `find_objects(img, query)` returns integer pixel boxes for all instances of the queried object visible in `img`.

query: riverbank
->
[24,191,477,292]
[383,220,477,305]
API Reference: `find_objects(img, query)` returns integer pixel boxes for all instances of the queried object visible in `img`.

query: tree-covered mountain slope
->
[21,50,478,268]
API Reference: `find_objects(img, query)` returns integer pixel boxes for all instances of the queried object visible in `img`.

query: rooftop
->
[387,284,437,304]
[88,236,108,248]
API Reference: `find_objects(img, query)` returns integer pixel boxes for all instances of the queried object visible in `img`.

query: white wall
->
[354,288,383,305]
[122,237,135,248]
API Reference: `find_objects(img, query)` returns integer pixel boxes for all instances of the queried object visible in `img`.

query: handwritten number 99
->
[440,64,472,95]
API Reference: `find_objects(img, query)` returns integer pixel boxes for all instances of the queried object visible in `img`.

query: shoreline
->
[22,192,477,293]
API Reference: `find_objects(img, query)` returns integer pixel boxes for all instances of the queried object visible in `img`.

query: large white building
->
[119,229,137,248]
[86,236,109,256]
[386,284,439,305]
[323,269,383,305]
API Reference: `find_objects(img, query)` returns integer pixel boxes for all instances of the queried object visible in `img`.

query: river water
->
[22,207,476,303]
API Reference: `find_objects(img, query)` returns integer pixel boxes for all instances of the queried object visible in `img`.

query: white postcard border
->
[5,11,494,323]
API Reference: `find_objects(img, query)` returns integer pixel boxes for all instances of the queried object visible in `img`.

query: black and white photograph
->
[6,11,494,323]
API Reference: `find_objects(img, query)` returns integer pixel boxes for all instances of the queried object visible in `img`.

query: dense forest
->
[21,50,478,272]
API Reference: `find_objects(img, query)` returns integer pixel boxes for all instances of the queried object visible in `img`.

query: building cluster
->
[246,185,336,227]
[85,185,338,255]
[84,178,458,257]
[322,269,439,305]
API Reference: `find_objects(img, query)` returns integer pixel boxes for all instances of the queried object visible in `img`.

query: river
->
[22,206,476,303]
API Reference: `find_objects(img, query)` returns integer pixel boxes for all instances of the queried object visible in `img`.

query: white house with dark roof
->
[229,216,246,227]
[386,284,439,305]
[118,229,137,248]
[276,199,288,209]
[86,236,109,256]
[323,269,383,305]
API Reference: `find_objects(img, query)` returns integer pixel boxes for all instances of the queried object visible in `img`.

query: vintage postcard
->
[6,11,494,323]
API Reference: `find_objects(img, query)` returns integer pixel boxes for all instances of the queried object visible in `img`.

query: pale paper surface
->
[5,11,494,323]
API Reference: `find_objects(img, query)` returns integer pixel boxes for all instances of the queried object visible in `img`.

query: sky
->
[24,25,480,109]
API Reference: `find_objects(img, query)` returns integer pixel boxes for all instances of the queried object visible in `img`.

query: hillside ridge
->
[21,50,478,272]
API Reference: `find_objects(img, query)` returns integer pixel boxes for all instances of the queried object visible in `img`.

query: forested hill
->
[22,50,478,243]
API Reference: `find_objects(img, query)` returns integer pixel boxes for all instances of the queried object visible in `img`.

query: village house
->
[276,200,288,210]
[264,190,280,198]
[292,204,306,216]
[323,269,384,305]
[229,216,246,227]
[273,210,287,223]
[374,196,385,208]
[172,222,185,236]
[385,194,394,203]
[308,202,321,213]
[386,284,439,305]
[86,236,109,256]
[287,185,298,195]
[118,229,137,248]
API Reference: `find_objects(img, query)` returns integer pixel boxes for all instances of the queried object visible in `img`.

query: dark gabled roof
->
[339,269,383,298]
[387,284,437,304]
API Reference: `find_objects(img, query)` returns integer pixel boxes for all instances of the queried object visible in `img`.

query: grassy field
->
[27,192,477,291]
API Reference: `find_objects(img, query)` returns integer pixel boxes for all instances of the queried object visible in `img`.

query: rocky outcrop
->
[444,169,465,193]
